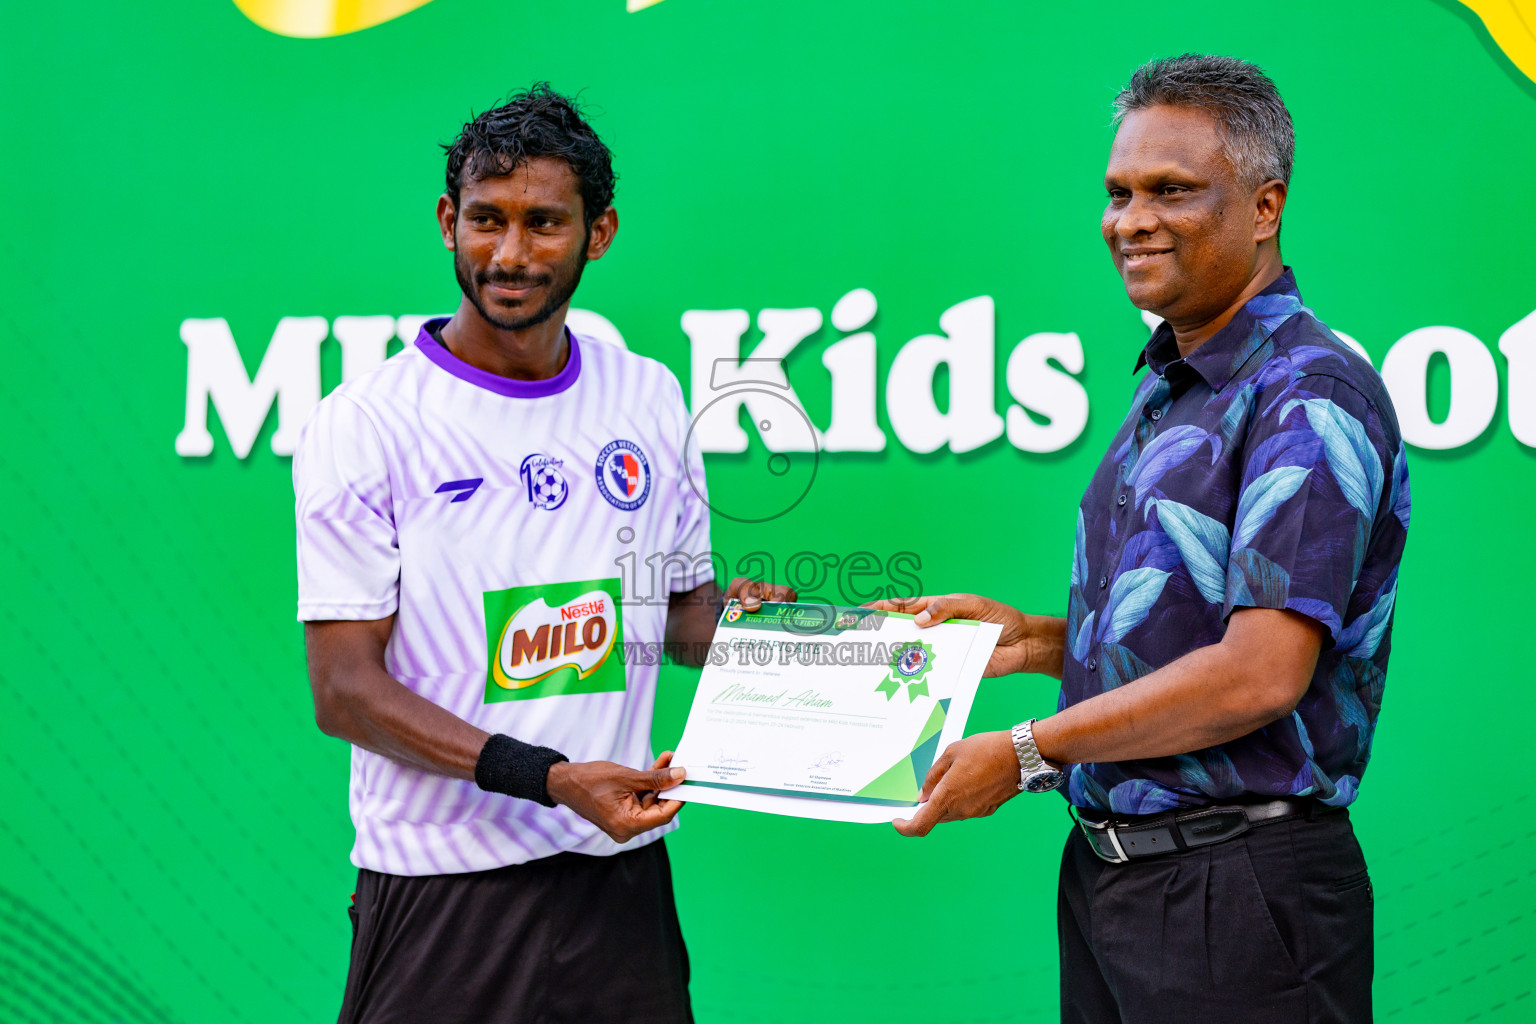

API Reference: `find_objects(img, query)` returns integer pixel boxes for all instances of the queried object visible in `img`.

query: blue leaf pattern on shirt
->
[1281,397,1383,517]
[1071,610,1096,664]
[1227,547,1292,608]
[1067,509,1090,659]
[1242,428,1323,481]
[1108,778,1181,815]
[1328,775,1360,807]
[1232,466,1311,549]
[1248,346,1348,392]
[1214,386,1256,455]
[1068,767,1112,809]
[1115,528,1183,576]
[1337,571,1398,659]
[1248,292,1304,319]
[1331,660,1372,734]
[1099,642,1153,689]
[1151,500,1229,604]
[1293,712,1317,757]
[1391,446,1412,531]
[1129,425,1213,507]
[1286,597,1341,639]
[1168,750,1243,797]
[1070,508,1088,591]
[1098,567,1170,645]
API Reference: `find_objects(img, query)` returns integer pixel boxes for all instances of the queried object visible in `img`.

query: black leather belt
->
[1075,798,1320,864]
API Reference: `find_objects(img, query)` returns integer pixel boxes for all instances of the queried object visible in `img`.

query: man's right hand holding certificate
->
[871,593,1068,681]
[865,594,1068,836]
[865,593,1326,837]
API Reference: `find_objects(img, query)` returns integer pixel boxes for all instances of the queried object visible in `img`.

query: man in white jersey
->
[294,84,792,1024]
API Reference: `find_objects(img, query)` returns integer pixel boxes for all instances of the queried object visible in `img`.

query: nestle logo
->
[561,598,607,621]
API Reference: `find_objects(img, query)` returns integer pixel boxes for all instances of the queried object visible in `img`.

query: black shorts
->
[1058,806,1373,1024]
[338,838,692,1024]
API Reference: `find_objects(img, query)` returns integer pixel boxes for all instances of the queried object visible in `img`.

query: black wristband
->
[474,733,569,807]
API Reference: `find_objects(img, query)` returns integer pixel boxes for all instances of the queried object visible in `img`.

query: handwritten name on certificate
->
[662,601,1000,824]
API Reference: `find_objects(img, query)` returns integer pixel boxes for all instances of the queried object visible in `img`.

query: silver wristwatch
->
[1012,718,1066,793]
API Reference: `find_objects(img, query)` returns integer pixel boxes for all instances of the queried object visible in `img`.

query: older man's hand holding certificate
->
[659,601,1000,824]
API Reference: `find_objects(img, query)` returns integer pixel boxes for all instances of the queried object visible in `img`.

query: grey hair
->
[1113,54,1295,188]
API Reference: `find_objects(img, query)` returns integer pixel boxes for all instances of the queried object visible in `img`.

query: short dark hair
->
[1113,54,1294,188]
[443,83,617,229]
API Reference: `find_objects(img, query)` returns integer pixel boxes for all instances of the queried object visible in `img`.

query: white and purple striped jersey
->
[294,320,713,876]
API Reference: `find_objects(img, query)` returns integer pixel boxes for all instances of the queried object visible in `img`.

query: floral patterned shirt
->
[1063,268,1409,815]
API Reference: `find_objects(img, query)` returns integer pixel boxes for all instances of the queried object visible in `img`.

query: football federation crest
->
[519,454,569,510]
[724,602,743,623]
[595,439,652,511]
[877,640,935,702]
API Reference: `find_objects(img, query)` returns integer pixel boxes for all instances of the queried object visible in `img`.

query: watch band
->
[1011,718,1066,793]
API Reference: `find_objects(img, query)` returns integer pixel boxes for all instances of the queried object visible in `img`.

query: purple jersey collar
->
[414,317,581,398]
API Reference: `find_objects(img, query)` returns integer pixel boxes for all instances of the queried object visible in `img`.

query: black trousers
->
[1059,808,1373,1024]
[338,838,692,1024]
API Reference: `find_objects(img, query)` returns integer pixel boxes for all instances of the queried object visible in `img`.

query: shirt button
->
[1150,408,1163,421]
[1088,658,1098,671]
[1098,576,1107,589]
[1117,493,1127,507]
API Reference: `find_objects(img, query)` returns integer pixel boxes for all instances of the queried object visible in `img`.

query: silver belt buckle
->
[1080,817,1131,864]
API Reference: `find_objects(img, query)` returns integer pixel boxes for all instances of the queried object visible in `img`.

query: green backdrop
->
[2,0,1533,1021]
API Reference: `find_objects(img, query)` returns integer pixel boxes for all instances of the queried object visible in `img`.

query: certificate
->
[660,601,1000,824]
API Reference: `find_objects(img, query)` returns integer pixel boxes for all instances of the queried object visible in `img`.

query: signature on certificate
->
[810,751,844,770]
[713,750,753,769]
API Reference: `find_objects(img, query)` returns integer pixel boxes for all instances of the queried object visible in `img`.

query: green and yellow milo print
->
[483,578,625,702]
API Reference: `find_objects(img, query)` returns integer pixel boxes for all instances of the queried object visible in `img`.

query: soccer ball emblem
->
[520,454,569,511]
[530,465,567,508]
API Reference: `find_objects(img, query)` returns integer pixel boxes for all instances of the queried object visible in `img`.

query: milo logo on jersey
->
[483,578,625,702]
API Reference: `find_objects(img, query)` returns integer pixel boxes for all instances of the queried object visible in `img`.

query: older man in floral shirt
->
[874,56,1407,1023]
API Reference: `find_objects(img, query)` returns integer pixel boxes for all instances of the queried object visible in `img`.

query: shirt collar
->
[1133,267,1305,391]
[414,317,582,399]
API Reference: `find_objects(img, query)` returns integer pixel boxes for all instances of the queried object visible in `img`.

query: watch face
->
[1025,770,1066,794]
